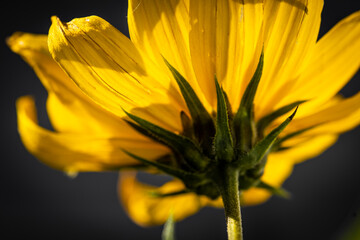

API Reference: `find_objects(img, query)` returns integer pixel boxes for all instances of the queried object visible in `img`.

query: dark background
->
[1,1,359,239]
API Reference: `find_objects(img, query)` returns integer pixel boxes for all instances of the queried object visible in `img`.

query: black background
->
[1,1,359,239]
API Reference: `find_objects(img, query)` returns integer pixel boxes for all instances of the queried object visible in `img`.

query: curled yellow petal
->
[119,173,207,226]
[16,96,169,173]
[6,32,72,93]
[48,15,184,131]
[7,32,155,139]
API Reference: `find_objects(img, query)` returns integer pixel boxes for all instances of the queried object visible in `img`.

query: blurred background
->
[1,1,359,239]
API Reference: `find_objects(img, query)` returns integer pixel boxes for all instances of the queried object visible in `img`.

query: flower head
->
[8,0,360,227]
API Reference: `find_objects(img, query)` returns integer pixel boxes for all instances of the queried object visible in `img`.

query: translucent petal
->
[278,10,360,117]
[7,32,139,137]
[127,0,211,112]
[189,0,264,109]
[256,0,323,118]
[287,92,360,135]
[48,16,183,131]
[273,134,338,164]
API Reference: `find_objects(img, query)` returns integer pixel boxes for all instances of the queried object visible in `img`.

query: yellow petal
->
[127,0,211,109]
[7,32,75,94]
[274,134,338,164]
[241,188,271,206]
[46,93,148,138]
[128,0,190,77]
[16,96,170,174]
[277,10,360,117]
[48,15,183,131]
[187,0,217,106]
[7,32,134,136]
[188,0,264,110]
[119,173,206,226]
[287,92,360,135]
[256,0,323,118]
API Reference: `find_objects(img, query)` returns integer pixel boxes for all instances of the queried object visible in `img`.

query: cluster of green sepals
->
[123,52,305,200]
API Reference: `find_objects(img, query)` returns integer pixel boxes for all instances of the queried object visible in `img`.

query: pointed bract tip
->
[289,106,299,120]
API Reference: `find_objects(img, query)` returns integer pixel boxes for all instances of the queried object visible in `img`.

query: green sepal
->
[180,111,194,139]
[124,119,162,144]
[124,110,209,170]
[162,213,176,240]
[233,51,264,151]
[257,100,306,136]
[240,107,298,169]
[214,76,234,162]
[164,58,215,155]
[233,107,256,152]
[105,163,149,171]
[256,181,291,199]
[238,51,264,114]
[222,89,234,121]
[122,149,199,181]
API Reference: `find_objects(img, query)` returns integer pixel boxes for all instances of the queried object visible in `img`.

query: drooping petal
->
[256,0,323,118]
[48,15,184,131]
[6,32,84,101]
[119,173,208,226]
[7,32,139,137]
[46,93,147,138]
[16,96,169,174]
[277,10,360,116]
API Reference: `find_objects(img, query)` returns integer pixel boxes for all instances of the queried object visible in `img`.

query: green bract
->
[123,53,300,199]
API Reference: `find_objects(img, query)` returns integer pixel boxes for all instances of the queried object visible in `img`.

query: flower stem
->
[216,165,243,240]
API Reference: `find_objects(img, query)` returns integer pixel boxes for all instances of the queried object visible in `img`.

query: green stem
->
[216,165,243,240]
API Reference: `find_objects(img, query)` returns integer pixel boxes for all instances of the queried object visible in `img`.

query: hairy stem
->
[216,165,243,240]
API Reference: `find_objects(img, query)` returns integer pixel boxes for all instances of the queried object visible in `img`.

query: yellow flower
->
[7,0,360,227]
